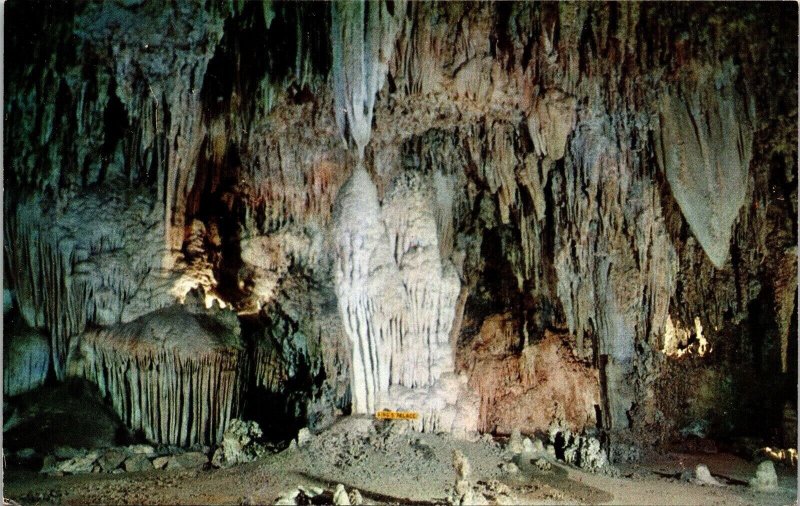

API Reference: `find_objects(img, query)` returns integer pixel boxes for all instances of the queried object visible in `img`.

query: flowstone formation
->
[67,295,244,446]
[4,1,796,461]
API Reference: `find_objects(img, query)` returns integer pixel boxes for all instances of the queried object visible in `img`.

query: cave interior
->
[2,1,798,504]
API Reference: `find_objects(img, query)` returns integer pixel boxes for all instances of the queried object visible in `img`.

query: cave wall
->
[4,1,797,451]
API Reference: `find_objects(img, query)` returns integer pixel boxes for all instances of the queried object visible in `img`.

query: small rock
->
[348,489,363,505]
[534,458,552,471]
[57,451,100,474]
[297,427,312,447]
[749,460,778,492]
[545,444,556,459]
[16,448,36,460]
[453,450,471,480]
[333,484,350,505]
[531,438,545,454]
[98,449,127,472]
[175,451,208,469]
[274,489,299,505]
[522,437,535,454]
[213,419,264,468]
[480,433,494,444]
[297,485,322,497]
[152,456,170,470]
[126,444,156,456]
[53,446,84,460]
[693,464,724,486]
[123,454,153,473]
[500,462,519,474]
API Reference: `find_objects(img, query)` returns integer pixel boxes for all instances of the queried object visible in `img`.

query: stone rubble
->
[39,444,211,476]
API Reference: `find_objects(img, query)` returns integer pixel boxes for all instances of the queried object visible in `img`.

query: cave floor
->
[4,417,797,505]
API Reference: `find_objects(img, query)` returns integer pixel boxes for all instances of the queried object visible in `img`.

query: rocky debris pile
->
[448,450,517,505]
[273,484,364,506]
[38,444,210,476]
[211,419,268,468]
[472,480,516,506]
[749,460,779,492]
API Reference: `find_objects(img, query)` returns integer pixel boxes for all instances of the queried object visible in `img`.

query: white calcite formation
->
[334,166,477,434]
[67,301,244,446]
[655,64,754,269]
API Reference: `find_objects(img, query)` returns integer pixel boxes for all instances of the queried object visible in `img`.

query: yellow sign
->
[375,410,419,420]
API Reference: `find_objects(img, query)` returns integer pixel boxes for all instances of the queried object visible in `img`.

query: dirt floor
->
[3,415,797,506]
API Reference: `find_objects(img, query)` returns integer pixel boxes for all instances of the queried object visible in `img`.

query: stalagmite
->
[67,301,244,446]
[334,166,478,434]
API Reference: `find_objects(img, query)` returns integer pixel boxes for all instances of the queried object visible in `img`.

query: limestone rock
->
[152,456,170,470]
[749,461,778,492]
[526,89,578,161]
[211,419,265,468]
[453,450,471,480]
[53,447,85,460]
[56,451,100,474]
[296,427,312,447]
[97,449,127,472]
[500,462,519,474]
[123,454,153,473]
[126,444,156,455]
[348,489,363,506]
[535,458,552,471]
[507,429,524,455]
[173,452,208,469]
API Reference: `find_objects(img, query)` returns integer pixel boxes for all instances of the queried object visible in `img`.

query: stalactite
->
[68,304,244,446]
[5,191,178,379]
[654,63,754,269]
[553,110,678,430]
[331,0,405,157]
